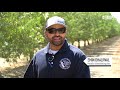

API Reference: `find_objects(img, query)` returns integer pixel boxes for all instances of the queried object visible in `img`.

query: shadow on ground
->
[81,36,120,56]
[1,65,28,78]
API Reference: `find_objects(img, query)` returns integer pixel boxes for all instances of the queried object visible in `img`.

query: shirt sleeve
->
[24,56,37,78]
[74,54,91,78]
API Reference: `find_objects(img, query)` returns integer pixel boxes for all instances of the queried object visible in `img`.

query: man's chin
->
[52,41,63,46]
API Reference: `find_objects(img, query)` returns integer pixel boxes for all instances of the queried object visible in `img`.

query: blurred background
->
[0,12,120,78]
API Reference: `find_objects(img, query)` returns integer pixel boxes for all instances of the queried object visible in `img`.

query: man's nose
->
[54,31,60,36]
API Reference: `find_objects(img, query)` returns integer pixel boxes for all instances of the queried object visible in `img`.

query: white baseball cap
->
[46,16,66,28]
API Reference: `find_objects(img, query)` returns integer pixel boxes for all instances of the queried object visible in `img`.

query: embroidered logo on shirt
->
[59,58,71,70]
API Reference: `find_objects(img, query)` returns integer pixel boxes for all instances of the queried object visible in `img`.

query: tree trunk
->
[78,40,80,48]
[87,40,90,45]
[30,51,34,60]
[84,40,86,47]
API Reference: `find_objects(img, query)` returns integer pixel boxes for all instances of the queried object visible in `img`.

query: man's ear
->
[44,30,47,38]
[66,29,67,33]
[65,29,67,35]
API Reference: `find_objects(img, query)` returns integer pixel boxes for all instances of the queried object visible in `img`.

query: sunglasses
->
[46,27,66,34]
[48,54,54,62]
[48,54,54,67]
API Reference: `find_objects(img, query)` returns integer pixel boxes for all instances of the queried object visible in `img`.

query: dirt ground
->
[0,57,28,78]
[0,36,120,78]
[81,36,120,78]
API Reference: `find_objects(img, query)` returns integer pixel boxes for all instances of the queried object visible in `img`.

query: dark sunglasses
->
[48,54,54,67]
[48,54,54,62]
[46,27,66,34]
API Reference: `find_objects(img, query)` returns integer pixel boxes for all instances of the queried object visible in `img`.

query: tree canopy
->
[0,12,120,61]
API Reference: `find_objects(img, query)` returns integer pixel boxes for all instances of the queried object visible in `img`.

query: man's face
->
[45,24,66,46]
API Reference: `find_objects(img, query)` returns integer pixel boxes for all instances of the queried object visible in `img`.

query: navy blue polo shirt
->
[24,40,90,78]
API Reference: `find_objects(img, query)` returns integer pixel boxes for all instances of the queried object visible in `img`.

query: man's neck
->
[50,44,63,51]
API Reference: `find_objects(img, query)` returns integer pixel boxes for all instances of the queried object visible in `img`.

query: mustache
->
[52,36,62,39]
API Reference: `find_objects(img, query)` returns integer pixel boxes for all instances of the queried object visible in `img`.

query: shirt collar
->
[43,42,50,54]
[58,39,69,53]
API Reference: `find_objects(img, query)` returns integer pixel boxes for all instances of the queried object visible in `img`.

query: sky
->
[111,12,120,23]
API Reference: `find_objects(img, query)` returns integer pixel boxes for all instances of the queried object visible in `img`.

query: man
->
[24,16,90,78]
